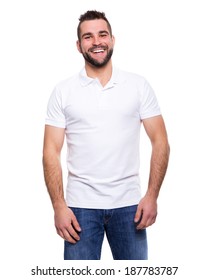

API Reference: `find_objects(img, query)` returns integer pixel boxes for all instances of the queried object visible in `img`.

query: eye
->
[84,35,91,40]
[100,33,107,38]
[83,34,92,40]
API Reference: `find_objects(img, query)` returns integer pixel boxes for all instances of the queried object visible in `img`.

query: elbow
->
[42,147,61,167]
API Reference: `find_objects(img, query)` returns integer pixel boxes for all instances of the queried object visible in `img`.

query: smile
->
[92,49,105,53]
[89,46,107,53]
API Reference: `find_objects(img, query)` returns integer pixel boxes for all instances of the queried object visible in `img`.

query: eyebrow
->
[81,30,110,38]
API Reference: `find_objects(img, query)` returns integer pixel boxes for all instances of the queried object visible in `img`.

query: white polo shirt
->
[45,67,161,209]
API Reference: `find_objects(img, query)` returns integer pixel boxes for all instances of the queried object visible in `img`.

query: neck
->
[85,61,113,87]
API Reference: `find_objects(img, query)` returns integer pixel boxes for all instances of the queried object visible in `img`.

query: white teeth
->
[93,49,104,53]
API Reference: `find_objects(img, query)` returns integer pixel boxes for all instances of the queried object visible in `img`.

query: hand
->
[134,195,157,230]
[54,205,81,244]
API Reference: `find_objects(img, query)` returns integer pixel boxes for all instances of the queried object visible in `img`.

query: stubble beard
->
[82,48,114,68]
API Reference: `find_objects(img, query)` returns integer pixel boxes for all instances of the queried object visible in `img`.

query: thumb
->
[134,204,143,223]
[71,213,81,232]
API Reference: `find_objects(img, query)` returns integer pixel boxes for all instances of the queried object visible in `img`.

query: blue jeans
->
[64,205,148,260]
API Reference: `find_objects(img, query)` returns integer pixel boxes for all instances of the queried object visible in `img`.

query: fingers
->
[135,196,158,230]
[71,215,82,233]
[54,207,82,244]
[134,206,142,223]
[134,206,157,230]
[56,225,80,244]
[136,214,156,230]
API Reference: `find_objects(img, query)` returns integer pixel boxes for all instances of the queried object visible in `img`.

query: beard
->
[81,47,113,68]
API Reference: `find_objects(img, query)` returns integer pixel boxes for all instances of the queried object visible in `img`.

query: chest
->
[64,82,141,124]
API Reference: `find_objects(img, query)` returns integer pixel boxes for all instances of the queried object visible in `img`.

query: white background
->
[0,0,207,278]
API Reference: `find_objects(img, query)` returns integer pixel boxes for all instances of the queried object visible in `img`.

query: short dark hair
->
[77,10,112,41]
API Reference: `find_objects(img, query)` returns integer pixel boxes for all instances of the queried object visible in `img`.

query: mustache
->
[89,45,108,52]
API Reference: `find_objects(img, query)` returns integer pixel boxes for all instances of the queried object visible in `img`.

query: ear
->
[112,35,115,47]
[76,40,82,53]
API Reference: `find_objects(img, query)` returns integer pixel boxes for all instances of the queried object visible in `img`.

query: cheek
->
[77,42,84,53]
[79,44,88,54]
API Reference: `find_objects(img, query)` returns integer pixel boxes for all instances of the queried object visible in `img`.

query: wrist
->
[52,199,67,211]
[145,188,159,200]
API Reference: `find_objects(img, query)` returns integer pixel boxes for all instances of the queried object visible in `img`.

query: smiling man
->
[77,26,113,68]
[43,10,170,260]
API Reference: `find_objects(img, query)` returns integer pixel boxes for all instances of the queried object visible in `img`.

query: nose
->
[92,35,101,45]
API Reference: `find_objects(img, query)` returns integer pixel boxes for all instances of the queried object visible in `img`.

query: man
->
[42,10,170,260]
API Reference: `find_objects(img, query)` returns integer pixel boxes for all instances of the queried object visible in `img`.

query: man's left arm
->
[134,115,170,229]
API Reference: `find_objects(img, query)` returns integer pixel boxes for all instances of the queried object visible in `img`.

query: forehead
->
[79,19,109,35]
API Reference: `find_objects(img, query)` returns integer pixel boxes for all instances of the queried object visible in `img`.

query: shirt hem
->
[66,199,141,210]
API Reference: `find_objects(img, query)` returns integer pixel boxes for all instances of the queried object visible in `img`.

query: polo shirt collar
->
[79,66,121,87]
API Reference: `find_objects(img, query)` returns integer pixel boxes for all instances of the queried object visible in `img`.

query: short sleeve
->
[139,79,161,119]
[45,86,66,128]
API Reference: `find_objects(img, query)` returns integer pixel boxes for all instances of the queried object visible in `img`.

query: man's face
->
[77,19,115,68]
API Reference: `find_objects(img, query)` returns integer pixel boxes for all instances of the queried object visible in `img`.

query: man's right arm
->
[42,125,81,243]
